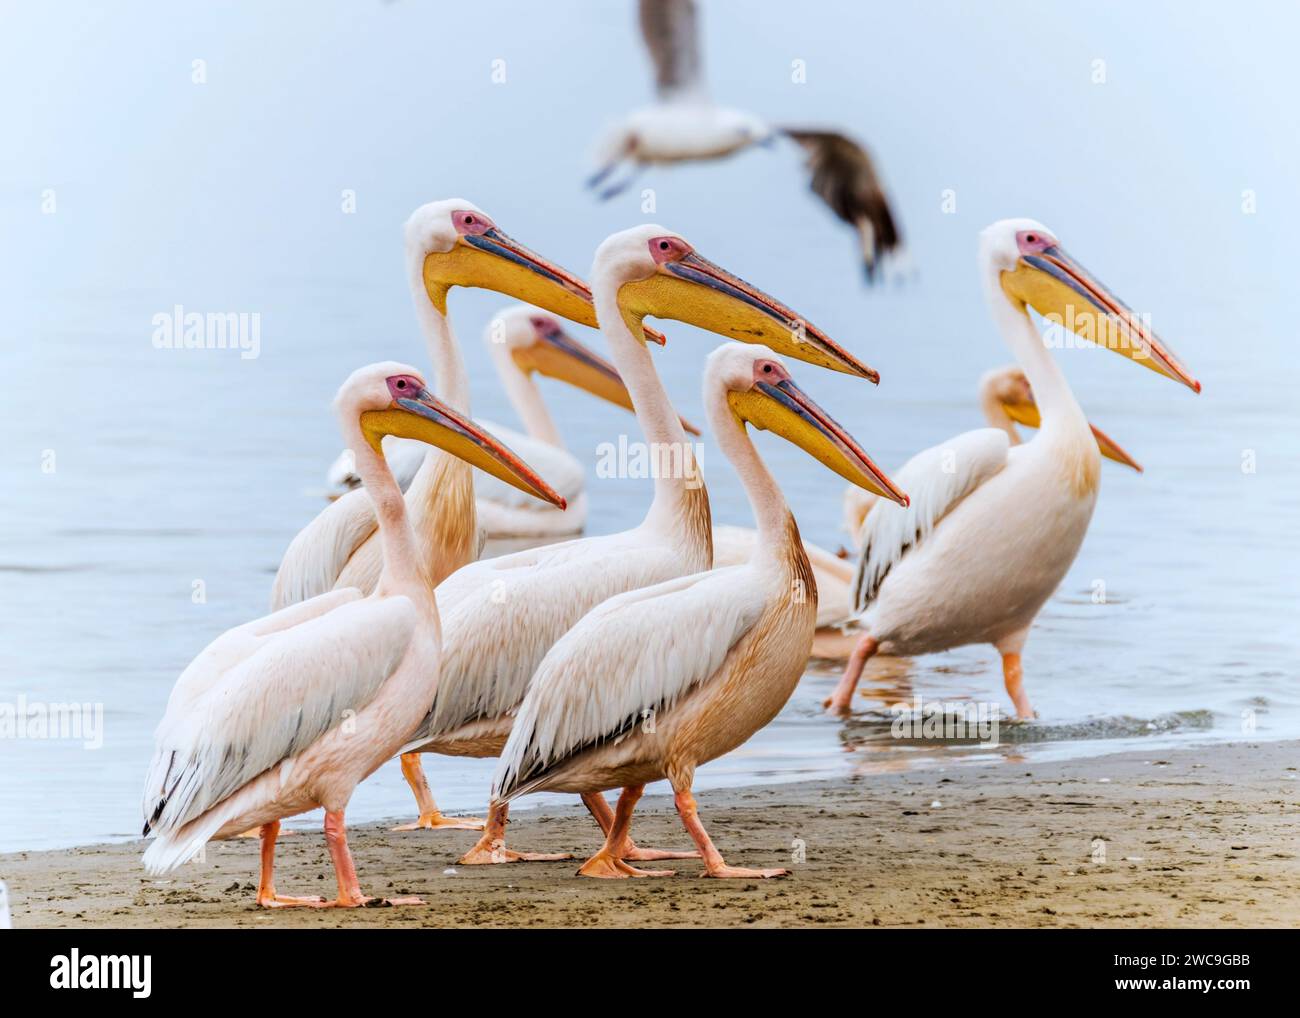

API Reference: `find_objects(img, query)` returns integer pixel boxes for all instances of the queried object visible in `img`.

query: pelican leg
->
[391,753,485,831]
[673,788,789,880]
[1000,652,1036,720]
[457,802,574,865]
[585,158,623,191]
[824,634,878,713]
[577,786,676,878]
[596,165,644,202]
[254,820,325,908]
[581,791,698,861]
[323,809,424,907]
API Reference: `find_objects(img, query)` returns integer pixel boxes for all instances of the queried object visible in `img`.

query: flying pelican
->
[493,343,907,878]
[271,201,653,611]
[841,363,1142,548]
[392,224,880,859]
[824,219,1199,720]
[141,363,564,907]
[325,305,699,538]
[588,0,903,281]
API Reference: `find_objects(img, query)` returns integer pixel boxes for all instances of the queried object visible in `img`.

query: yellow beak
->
[618,251,879,381]
[1000,245,1200,393]
[515,321,700,435]
[728,378,907,504]
[360,386,566,508]
[1002,398,1143,472]
[421,230,664,344]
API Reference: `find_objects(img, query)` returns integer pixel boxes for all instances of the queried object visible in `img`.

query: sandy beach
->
[5,739,1296,929]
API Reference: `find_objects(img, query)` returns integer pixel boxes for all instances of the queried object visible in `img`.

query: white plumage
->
[404,528,702,749]
[387,227,715,849]
[141,362,519,906]
[496,566,762,795]
[141,590,413,873]
[826,218,1200,719]
[142,361,565,905]
[851,428,1010,611]
[491,342,905,879]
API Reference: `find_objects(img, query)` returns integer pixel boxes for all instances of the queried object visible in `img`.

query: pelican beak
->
[422,230,665,344]
[360,387,566,508]
[619,252,879,381]
[516,321,700,434]
[1001,246,1200,393]
[1001,398,1142,472]
[1087,422,1143,472]
[728,377,907,504]
[999,397,1043,431]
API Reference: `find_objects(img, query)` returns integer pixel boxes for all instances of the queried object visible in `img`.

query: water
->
[2,1,1298,852]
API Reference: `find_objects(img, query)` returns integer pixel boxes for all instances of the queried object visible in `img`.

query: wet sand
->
[5,740,1297,928]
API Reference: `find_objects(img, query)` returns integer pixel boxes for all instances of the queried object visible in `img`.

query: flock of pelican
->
[139,198,1198,903]
[138,5,1201,907]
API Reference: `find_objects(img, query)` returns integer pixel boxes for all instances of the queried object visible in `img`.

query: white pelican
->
[393,224,880,857]
[589,0,903,280]
[271,201,646,611]
[325,305,698,538]
[492,343,907,878]
[711,525,856,632]
[140,363,564,907]
[841,363,1142,548]
[825,219,1199,720]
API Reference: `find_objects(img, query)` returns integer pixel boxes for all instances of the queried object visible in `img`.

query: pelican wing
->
[852,428,1010,612]
[473,420,585,510]
[404,531,689,749]
[142,594,417,836]
[494,566,764,800]
[270,487,379,610]
[639,0,705,100]
[781,128,902,281]
[158,588,365,724]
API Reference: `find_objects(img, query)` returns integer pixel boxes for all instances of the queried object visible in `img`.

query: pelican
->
[492,343,907,878]
[589,0,904,281]
[841,363,1142,548]
[140,363,564,907]
[825,219,1199,720]
[392,223,879,858]
[271,201,645,611]
[323,305,685,538]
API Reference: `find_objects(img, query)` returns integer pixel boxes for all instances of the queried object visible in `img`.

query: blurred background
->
[1,0,1297,851]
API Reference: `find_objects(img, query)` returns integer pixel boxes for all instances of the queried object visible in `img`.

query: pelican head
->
[594,224,879,381]
[338,361,566,508]
[708,344,907,504]
[982,218,1199,393]
[980,365,1143,472]
[404,200,663,344]
[485,306,699,434]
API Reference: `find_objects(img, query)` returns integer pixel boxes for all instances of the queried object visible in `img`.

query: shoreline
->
[5,739,1297,928]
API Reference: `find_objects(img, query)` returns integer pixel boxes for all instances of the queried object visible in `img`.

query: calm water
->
[2,1,1298,852]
